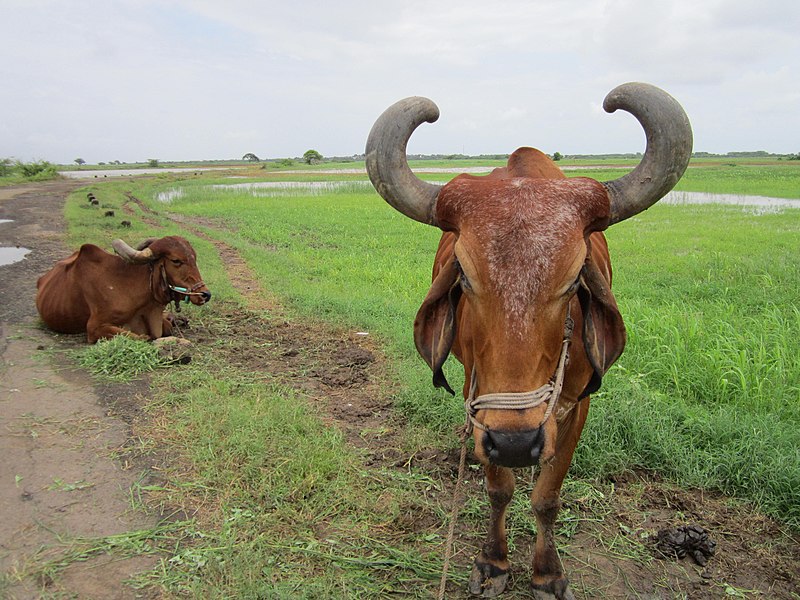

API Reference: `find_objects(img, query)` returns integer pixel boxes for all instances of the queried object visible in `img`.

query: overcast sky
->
[2,0,798,164]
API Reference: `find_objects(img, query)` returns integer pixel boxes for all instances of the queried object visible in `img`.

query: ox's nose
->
[200,291,212,303]
[483,427,545,468]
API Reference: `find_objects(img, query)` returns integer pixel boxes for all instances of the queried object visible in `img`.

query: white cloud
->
[1,0,798,163]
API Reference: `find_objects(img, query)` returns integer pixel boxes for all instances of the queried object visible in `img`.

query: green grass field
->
[59,160,800,596]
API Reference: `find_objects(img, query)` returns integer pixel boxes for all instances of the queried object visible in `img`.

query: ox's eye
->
[565,277,581,296]
[171,259,183,266]
[454,258,472,291]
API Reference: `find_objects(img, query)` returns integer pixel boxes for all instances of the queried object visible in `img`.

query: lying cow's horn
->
[602,82,693,225]
[112,239,154,263]
[365,96,443,226]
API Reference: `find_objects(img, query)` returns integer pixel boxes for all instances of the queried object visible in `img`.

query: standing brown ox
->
[366,83,692,598]
[36,236,211,343]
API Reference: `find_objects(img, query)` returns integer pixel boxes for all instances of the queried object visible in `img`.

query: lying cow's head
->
[112,236,212,306]
[366,83,691,467]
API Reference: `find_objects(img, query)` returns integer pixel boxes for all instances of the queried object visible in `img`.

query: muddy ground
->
[0,181,160,599]
[1,180,798,599]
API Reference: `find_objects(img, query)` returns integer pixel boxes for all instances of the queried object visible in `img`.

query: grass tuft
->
[77,336,168,381]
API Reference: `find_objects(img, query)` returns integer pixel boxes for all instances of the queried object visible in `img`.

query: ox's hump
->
[506,148,566,180]
[77,243,114,262]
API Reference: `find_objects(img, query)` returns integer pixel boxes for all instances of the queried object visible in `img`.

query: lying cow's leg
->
[141,310,166,339]
[529,400,589,600]
[469,464,514,597]
[86,316,148,343]
[161,316,173,337]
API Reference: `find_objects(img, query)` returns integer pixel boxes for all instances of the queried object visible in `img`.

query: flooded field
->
[155,181,373,202]
[663,190,800,210]
[155,182,800,211]
[60,166,244,179]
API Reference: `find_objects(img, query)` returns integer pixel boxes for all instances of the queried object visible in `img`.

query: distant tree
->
[74,157,86,167]
[552,152,563,161]
[279,158,295,167]
[242,153,260,162]
[303,149,323,165]
[147,158,159,168]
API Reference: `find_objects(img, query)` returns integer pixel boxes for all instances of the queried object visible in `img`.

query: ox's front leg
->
[469,464,514,597]
[529,402,588,600]
[86,321,148,343]
[86,314,148,344]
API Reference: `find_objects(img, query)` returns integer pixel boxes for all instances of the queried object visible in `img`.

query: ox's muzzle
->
[481,426,545,468]
[170,282,212,305]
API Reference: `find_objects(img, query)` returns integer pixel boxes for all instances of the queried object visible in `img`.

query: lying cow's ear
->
[413,258,462,395]
[577,258,626,398]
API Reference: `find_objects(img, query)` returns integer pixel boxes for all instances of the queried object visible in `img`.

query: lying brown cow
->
[36,236,211,343]
[366,83,691,598]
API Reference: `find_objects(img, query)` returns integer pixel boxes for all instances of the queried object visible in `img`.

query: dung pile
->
[654,524,716,566]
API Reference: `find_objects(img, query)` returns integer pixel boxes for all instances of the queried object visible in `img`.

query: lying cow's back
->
[36,244,115,334]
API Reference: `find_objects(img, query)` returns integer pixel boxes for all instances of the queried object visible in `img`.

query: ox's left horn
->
[112,239,154,263]
[603,82,693,225]
[366,96,443,226]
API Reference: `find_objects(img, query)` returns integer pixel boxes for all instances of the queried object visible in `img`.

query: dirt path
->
[1,181,157,599]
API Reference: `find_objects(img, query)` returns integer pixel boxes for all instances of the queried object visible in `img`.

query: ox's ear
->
[413,258,462,395]
[577,257,626,398]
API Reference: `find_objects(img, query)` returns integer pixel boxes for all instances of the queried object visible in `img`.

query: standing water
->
[0,219,32,266]
[0,247,31,266]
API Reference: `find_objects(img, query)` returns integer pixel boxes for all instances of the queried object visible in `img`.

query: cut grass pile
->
[77,335,168,381]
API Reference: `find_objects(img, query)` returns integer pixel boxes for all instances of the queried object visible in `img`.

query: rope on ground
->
[438,435,469,600]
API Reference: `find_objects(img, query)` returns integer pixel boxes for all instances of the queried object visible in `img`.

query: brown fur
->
[413,148,626,597]
[36,236,210,343]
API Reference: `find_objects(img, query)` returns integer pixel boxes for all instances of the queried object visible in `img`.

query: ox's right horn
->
[602,82,693,225]
[366,96,443,226]
[112,239,154,263]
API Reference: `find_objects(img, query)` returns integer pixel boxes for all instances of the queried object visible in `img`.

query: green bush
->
[16,160,58,179]
[0,159,13,177]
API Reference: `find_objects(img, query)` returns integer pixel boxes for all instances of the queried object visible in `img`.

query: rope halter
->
[155,263,207,312]
[167,280,208,297]
[464,311,574,437]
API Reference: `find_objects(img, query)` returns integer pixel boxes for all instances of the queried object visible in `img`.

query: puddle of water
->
[664,191,800,208]
[0,219,13,225]
[154,181,374,203]
[156,188,186,203]
[0,246,31,266]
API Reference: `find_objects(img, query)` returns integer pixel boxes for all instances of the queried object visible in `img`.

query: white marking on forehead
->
[456,178,594,326]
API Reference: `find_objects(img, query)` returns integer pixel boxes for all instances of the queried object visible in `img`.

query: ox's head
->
[112,236,212,306]
[366,83,692,467]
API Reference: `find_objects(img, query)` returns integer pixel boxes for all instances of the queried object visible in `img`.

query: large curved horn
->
[365,96,443,226]
[603,83,692,225]
[112,239,154,263]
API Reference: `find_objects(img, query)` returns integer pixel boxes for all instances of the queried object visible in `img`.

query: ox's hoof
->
[167,314,190,328]
[468,560,509,597]
[532,578,574,600]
